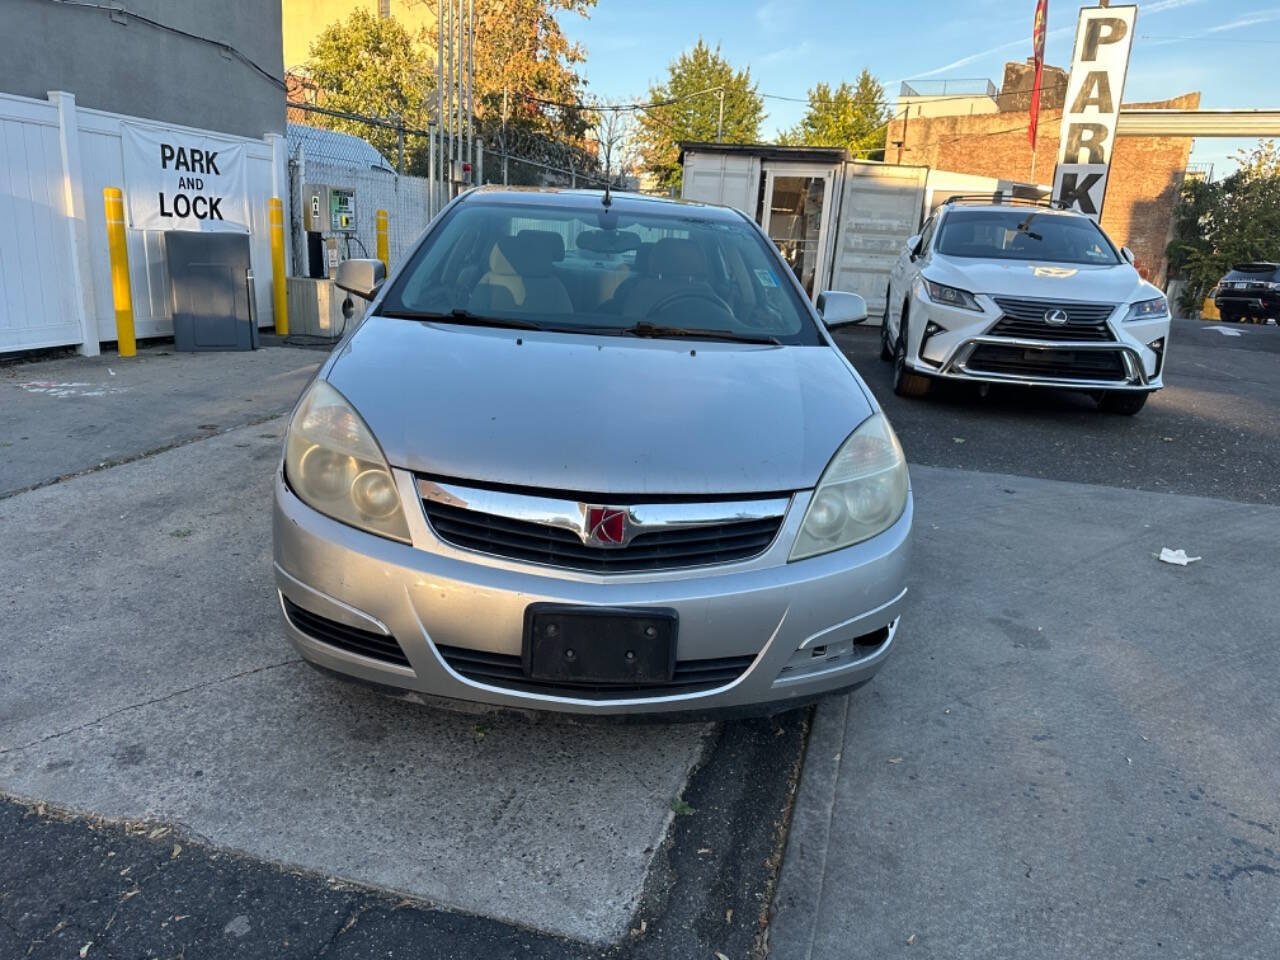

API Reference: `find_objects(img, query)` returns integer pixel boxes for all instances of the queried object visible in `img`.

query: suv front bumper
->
[907,292,1168,391]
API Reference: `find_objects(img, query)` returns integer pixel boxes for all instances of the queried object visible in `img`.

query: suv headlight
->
[791,413,909,561]
[1123,297,1169,322]
[284,380,411,542]
[923,279,983,312]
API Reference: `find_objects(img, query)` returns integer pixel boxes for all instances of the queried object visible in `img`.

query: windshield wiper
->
[622,321,780,346]
[377,308,544,331]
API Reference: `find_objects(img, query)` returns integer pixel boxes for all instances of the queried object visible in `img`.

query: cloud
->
[759,41,816,66]
[755,0,790,31]
[1206,8,1280,33]
[905,0,1210,82]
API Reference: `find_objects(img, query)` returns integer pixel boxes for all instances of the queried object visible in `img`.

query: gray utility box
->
[164,231,258,352]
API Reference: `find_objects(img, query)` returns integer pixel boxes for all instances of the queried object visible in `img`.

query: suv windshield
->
[1225,263,1280,282]
[935,210,1120,265]
[377,200,821,345]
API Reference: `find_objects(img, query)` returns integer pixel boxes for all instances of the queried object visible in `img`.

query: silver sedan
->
[273,188,912,716]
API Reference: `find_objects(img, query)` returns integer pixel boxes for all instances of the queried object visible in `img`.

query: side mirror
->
[816,291,868,328]
[906,234,923,260]
[1121,246,1136,265]
[334,258,387,300]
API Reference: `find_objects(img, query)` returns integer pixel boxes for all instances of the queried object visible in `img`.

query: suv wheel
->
[879,287,894,362]
[1097,391,1150,415]
[892,310,933,398]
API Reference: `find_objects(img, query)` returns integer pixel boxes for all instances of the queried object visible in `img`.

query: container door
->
[826,162,929,324]
[681,152,761,217]
[760,165,835,300]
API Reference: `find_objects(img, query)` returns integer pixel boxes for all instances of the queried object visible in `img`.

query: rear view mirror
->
[334,258,387,300]
[906,234,923,259]
[1121,246,1136,265]
[816,291,868,328]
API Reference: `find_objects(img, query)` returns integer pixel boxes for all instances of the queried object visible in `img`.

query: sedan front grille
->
[282,596,410,667]
[989,297,1116,342]
[437,644,755,699]
[422,498,784,573]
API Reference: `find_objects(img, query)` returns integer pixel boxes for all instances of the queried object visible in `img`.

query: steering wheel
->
[647,289,735,325]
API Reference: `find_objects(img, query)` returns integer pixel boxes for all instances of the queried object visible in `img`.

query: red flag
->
[1029,0,1049,147]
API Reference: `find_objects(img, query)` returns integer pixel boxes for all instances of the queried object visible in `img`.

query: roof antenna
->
[602,175,612,209]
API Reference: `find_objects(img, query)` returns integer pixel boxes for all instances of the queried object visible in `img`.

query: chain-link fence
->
[284,97,624,276]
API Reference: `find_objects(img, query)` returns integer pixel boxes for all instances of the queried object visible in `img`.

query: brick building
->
[887,60,1199,284]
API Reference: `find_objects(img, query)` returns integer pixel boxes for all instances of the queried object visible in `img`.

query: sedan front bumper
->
[272,470,912,716]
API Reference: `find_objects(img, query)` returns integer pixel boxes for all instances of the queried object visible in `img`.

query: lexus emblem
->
[1044,308,1070,326]
[584,506,629,548]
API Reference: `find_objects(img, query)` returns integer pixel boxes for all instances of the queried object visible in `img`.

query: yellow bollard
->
[269,197,288,336]
[1201,297,1220,321]
[376,209,389,275]
[102,187,136,357]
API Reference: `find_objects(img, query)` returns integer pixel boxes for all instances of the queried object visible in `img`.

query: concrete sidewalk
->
[0,345,320,497]
[0,418,711,945]
[770,466,1280,959]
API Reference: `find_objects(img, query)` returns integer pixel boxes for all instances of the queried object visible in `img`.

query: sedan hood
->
[928,256,1158,306]
[324,316,872,496]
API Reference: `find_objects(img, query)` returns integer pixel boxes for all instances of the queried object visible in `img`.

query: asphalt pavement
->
[2,320,1277,958]
[837,317,1280,505]
[768,319,1280,959]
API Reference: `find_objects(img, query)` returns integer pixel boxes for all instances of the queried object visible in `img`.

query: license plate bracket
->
[522,605,677,686]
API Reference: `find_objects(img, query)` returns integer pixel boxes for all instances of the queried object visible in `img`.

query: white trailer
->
[681,143,928,323]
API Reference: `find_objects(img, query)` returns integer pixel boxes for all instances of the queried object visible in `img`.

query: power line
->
[46,0,285,91]
[514,77,1072,118]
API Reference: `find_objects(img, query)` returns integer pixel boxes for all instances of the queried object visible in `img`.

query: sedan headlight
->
[1123,296,1169,322]
[923,279,983,312]
[791,413,909,561]
[284,380,411,542]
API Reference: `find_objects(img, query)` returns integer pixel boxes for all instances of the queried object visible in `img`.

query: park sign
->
[122,123,249,231]
[1051,3,1137,220]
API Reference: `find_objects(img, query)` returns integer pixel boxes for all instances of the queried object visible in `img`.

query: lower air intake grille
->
[282,596,410,667]
[423,500,782,573]
[967,344,1127,381]
[436,645,755,700]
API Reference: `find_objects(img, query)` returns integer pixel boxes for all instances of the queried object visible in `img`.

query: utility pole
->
[435,1,443,211]
[501,87,509,185]
[716,88,725,143]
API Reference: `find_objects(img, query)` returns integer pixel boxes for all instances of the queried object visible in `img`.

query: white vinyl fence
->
[0,90,286,356]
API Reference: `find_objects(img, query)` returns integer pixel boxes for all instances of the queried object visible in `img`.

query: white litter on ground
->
[1159,548,1202,566]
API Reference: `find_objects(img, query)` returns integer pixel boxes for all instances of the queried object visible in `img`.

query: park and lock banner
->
[122,123,250,231]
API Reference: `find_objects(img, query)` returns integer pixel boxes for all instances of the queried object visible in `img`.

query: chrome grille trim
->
[416,478,790,573]
[989,297,1117,343]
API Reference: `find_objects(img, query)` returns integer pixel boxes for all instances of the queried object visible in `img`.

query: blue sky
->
[560,0,1280,175]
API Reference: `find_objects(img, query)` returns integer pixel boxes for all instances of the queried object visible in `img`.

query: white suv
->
[881,198,1170,415]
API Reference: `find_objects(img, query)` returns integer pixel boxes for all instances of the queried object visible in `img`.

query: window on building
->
[378,0,391,18]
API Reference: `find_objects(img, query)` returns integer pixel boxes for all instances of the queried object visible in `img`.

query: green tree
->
[304,10,433,166]
[1167,141,1280,313]
[635,39,764,193]
[778,71,891,160]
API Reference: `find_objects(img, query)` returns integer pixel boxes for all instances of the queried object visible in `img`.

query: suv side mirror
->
[335,258,387,300]
[1120,246,1136,265]
[816,291,868,328]
[906,234,923,260]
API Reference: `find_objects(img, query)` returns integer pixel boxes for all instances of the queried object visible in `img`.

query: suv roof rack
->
[941,193,1070,210]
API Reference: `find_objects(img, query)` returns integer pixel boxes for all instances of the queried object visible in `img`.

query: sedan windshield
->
[377,200,821,345]
[935,210,1120,266]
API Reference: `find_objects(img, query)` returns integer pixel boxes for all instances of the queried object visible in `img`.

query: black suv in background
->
[1214,262,1280,323]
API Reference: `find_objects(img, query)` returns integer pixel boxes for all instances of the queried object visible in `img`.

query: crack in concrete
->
[0,658,303,757]
[0,413,287,502]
